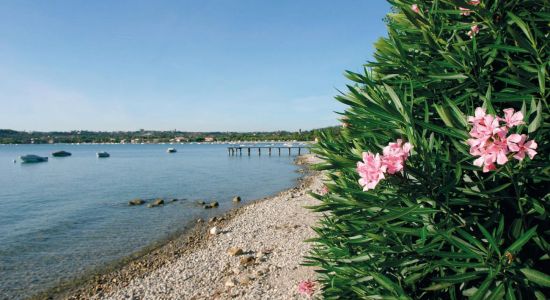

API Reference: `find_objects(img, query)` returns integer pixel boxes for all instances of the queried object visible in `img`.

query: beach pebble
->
[224,278,237,287]
[237,274,253,285]
[227,247,243,256]
[239,256,255,266]
[209,227,219,235]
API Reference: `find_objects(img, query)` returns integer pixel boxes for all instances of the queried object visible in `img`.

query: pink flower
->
[468,107,487,125]
[357,152,386,191]
[320,185,329,195]
[501,108,524,128]
[469,0,481,5]
[459,7,471,16]
[469,114,500,139]
[507,134,537,161]
[382,139,412,174]
[467,24,479,38]
[298,280,315,296]
[411,4,420,14]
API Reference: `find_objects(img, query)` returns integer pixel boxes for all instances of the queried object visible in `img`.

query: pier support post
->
[258,148,261,156]
[288,148,291,155]
[248,148,251,156]
[298,148,301,155]
[278,148,281,156]
[269,148,272,156]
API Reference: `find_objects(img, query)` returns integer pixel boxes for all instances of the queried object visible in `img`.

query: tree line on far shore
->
[0,127,341,144]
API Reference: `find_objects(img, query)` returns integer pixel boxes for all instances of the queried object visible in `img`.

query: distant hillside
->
[0,127,341,144]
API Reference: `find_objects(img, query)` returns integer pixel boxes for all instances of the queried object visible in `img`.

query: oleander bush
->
[307,0,549,299]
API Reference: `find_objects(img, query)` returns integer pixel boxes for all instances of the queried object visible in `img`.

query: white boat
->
[97,152,110,158]
[167,148,177,153]
[19,154,48,163]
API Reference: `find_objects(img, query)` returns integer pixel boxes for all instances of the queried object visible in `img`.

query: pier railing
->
[227,146,310,156]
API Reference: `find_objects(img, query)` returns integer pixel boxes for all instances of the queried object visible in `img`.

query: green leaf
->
[370,272,406,295]
[505,226,538,253]
[435,271,485,283]
[520,268,550,287]
[478,223,501,256]
[429,74,468,80]
[507,12,536,47]
[423,282,453,291]
[528,100,542,133]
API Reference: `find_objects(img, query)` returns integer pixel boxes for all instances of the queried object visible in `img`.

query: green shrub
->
[308,0,549,299]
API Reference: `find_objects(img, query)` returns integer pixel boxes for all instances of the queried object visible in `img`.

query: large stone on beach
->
[232,196,241,203]
[209,226,219,235]
[128,199,145,206]
[227,247,243,256]
[239,256,255,266]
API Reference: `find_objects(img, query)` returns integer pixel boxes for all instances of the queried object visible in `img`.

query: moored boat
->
[19,154,48,163]
[97,152,110,158]
[52,150,72,157]
[167,148,177,153]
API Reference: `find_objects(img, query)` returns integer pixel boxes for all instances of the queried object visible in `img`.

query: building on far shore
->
[204,136,215,142]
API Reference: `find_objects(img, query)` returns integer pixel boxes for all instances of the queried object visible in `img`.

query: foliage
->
[308,0,549,299]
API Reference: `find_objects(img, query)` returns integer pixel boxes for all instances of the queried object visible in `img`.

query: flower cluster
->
[297,280,315,297]
[357,139,412,191]
[467,107,537,172]
[467,24,480,38]
[458,1,481,37]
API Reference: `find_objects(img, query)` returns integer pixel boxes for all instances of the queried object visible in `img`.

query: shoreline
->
[33,154,321,300]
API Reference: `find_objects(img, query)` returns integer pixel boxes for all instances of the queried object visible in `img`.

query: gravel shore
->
[57,154,323,300]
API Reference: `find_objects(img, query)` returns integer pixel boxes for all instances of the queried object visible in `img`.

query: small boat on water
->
[52,150,72,157]
[19,154,48,163]
[167,148,177,153]
[97,152,110,158]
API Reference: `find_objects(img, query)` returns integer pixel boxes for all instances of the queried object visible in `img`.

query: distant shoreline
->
[0,141,314,146]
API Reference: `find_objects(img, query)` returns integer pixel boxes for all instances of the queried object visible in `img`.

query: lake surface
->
[0,143,304,299]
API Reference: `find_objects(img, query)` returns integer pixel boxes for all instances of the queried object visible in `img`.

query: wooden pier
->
[227,146,311,156]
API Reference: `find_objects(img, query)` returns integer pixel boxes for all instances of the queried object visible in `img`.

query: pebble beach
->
[49,154,323,300]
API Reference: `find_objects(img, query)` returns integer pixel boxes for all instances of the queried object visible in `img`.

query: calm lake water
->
[0,143,304,299]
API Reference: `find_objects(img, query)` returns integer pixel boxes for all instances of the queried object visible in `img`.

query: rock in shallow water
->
[203,201,219,209]
[128,199,145,206]
[232,196,241,203]
[148,198,164,208]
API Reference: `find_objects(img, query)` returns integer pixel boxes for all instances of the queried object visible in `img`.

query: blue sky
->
[0,0,391,132]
